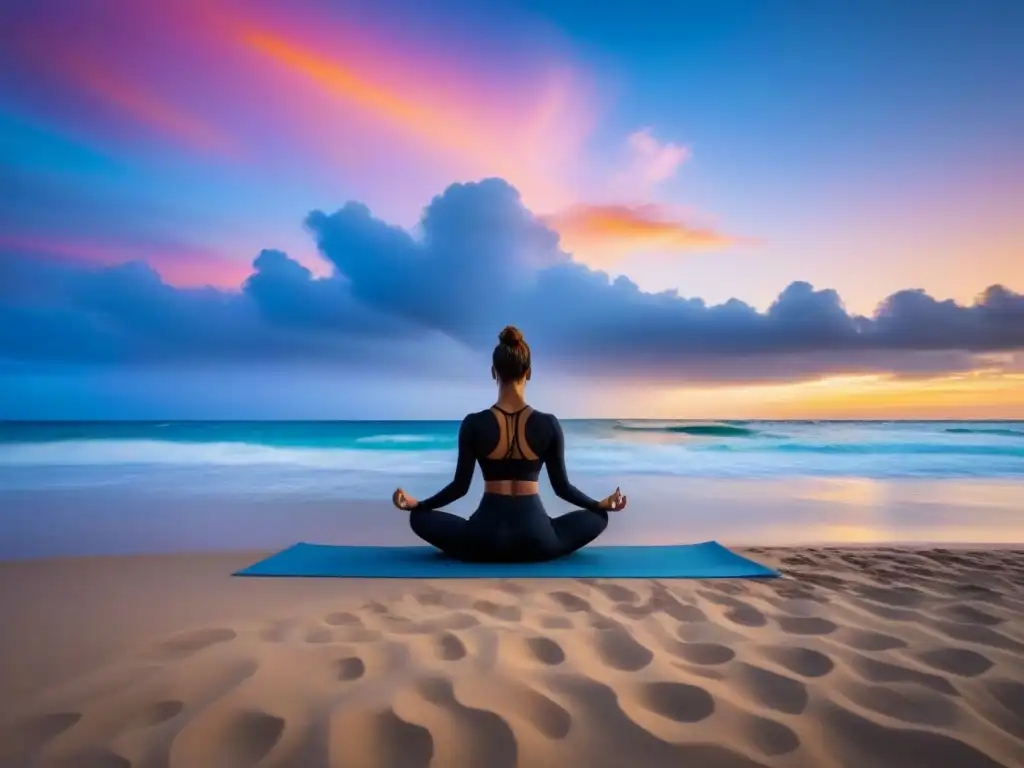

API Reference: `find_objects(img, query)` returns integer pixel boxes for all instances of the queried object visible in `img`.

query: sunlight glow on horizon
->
[601,372,1024,420]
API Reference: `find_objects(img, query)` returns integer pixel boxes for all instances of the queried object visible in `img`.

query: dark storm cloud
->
[1,178,1021,382]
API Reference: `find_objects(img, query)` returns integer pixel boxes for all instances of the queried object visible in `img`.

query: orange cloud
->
[237,29,481,158]
[226,17,587,213]
[544,204,737,262]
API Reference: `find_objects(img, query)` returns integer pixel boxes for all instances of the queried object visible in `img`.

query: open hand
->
[599,487,628,512]
[392,488,418,510]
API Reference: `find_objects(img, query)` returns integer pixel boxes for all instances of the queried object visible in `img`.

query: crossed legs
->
[410,504,608,563]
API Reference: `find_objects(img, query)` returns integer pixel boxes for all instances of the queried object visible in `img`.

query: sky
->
[1,0,1022,419]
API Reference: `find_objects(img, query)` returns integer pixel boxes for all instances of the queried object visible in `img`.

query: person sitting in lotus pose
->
[392,325,627,563]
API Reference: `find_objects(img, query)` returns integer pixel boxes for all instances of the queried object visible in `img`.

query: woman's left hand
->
[599,487,628,512]
[393,488,419,510]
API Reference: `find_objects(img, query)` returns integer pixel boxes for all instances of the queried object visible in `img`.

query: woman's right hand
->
[392,488,418,510]
[599,487,628,512]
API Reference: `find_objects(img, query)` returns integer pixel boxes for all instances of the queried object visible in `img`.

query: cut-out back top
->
[417,406,602,512]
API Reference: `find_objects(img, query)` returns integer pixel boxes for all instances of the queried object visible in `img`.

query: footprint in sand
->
[337,656,366,681]
[848,654,958,696]
[767,582,826,603]
[734,663,809,715]
[324,611,364,627]
[414,678,518,768]
[548,591,591,612]
[178,709,285,768]
[330,706,433,768]
[613,602,655,620]
[647,587,710,623]
[775,616,837,636]
[672,642,735,666]
[743,713,801,756]
[435,632,467,661]
[525,636,565,666]
[467,678,573,739]
[514,688,573,740]
[413,590,446,606]
[760,645,834,678]
[819,699,1005,768]
[724,604,768,627]
[915,648,994,677]
[634,681,715,723]
[473,600,522,621]
[228,710,285,765]
[539,615,574,630]
[670,604,709,623]
[588,613,619,631]
[708,581,751,597]
[153,628,236,659]
[842,682,958,727]
[985,679,1024,718]
[935,604,1004,626]
[929,621,1024,652]
[593,622,655,671]
[833,628,908,651]
[546,674,771,767]
[855,585,925,608]
[582,580,640,604]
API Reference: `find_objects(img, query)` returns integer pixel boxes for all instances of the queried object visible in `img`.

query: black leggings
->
[410,493,608,563]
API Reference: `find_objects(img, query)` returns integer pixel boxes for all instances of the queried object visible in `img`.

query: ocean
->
[2,419,1023,558]
[0,418,1022,497]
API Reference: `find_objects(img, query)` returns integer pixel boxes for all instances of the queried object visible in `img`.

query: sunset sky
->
[1,0,1022,419]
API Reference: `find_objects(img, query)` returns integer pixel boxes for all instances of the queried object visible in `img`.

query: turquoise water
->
[1,419,1022,480]
[2,420,1023,558]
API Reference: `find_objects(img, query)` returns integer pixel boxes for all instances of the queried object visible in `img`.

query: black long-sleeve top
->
[417,408,603,513]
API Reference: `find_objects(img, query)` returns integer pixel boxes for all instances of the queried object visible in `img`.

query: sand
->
[1,547,1023,768]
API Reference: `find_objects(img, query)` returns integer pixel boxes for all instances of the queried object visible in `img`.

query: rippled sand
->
[2,547,1023,767]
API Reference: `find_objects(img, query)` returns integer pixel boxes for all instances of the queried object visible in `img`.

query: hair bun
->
[499,325,524,346]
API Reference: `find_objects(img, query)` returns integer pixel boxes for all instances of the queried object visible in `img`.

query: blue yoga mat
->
[234,541,778,579]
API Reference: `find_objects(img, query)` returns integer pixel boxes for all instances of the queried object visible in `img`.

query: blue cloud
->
[1,178,1021,382]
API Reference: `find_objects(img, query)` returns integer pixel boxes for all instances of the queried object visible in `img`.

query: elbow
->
[551,481,573,501]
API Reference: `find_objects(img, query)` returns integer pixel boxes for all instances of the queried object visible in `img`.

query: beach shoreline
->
[3,476,1024,561]
[2,546,1023,767]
